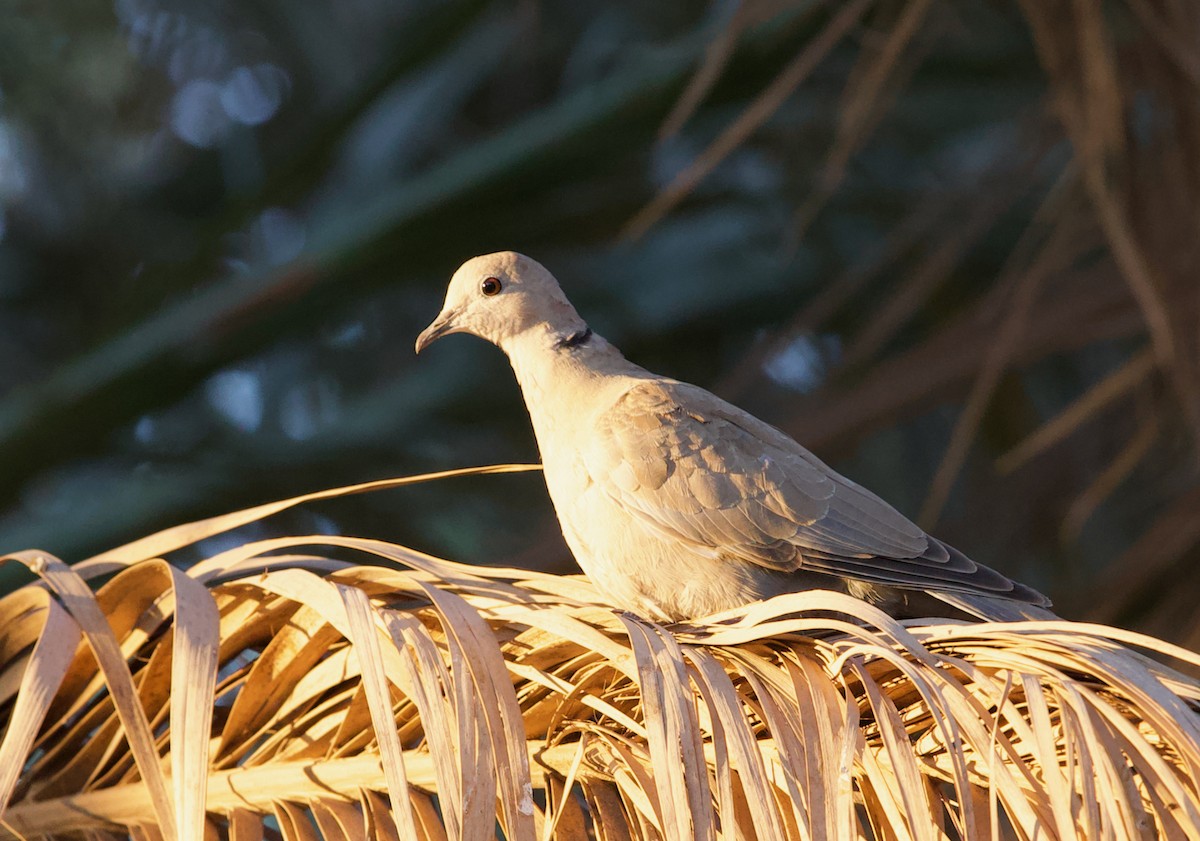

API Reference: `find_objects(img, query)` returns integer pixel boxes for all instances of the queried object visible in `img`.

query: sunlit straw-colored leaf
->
[0,593,80,814]
[1,473,1198,838]
[2,551,178,840]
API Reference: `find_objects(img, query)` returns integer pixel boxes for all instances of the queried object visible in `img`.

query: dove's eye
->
[481,277,502,296]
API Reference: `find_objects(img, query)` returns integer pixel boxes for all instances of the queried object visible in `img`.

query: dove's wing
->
[585,380,1049,607]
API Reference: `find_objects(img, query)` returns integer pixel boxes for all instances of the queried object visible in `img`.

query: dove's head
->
[415,251,586,353]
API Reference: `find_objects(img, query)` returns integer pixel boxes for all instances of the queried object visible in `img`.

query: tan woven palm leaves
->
[1,467,1199,840]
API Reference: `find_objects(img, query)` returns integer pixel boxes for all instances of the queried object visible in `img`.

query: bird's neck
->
[501,323,641,446]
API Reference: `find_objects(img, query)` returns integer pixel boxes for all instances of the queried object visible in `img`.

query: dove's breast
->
[529,382,794,621]
[507,342,827,620]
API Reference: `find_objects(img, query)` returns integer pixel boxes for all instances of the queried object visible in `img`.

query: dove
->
[416,251,1053,622]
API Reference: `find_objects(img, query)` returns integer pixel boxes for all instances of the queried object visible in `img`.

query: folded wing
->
[584,380,1049,608]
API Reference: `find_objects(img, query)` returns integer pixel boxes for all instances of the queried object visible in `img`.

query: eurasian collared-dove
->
[416,251,1053,622]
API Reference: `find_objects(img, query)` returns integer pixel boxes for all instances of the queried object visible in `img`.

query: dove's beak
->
[415,307,463,354]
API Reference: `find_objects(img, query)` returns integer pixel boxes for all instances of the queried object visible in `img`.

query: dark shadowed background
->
[2,0,1198,645]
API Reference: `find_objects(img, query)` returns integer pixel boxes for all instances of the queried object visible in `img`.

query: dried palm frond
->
[2,469,1199,840]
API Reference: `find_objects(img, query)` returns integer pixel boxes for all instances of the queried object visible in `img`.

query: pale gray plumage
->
[416,251,1053,622]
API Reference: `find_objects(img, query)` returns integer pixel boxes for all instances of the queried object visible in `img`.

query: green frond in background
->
[2,470,1198,840]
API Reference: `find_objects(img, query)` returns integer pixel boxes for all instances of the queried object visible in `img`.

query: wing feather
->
[584,380,1049,607]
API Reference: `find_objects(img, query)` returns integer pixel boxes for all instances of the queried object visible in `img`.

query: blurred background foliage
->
[1,0,1198,645]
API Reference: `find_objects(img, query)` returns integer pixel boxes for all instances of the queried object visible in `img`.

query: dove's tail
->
[928,590,1059,622]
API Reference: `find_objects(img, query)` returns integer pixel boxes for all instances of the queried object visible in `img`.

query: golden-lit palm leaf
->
[2,469,1199,840]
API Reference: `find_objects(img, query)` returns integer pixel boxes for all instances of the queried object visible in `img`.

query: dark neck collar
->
[553,327,593,350]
